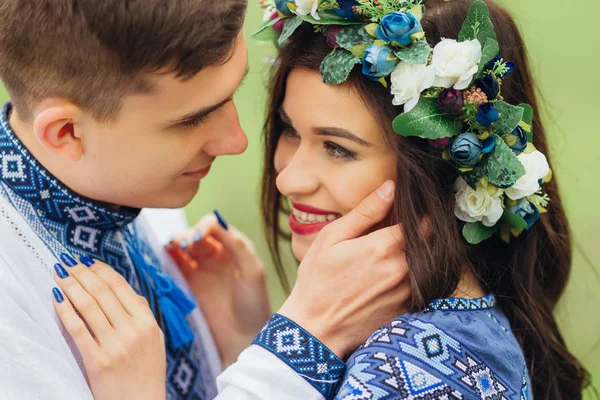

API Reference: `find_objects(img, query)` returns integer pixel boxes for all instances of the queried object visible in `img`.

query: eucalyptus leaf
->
[477,38,499,76]
[494,101,524,135]
[500,211,528,229]
[484,135,525,188]
[393,40,431,64]
[458,0,497,44]
[393,99,462,139]
[336,26,373,51]
[320,48,361,85]
[278,16,303,45]
[461,163,486,189]
[462,222,497,244]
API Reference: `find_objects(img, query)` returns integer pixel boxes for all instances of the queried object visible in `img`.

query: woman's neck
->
[451,269,487,299]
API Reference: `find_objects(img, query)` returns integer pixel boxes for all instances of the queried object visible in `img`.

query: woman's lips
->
[289,202,341,236]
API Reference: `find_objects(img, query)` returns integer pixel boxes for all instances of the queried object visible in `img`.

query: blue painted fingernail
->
[193,229,203,243]
[80,256,95,267]
[54,263,69,279]
[52,287,64,303]
[60,253,77,267]
[214,209,229,231]
[180,240,189,250]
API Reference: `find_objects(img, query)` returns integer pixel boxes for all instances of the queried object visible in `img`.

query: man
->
[0,1,407,398]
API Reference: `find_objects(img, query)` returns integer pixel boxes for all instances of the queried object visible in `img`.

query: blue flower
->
[485,55,515,76]
[376,12,423,47]
[476,103,499,128]
[333,0,358,19]
[275,0,292,15]
[507,199,540,229]
[506,125,528,155]
[450,132,483,167]
[362,44,397,81]
[474,75,500,100]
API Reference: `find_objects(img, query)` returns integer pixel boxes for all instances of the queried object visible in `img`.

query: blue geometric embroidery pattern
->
[0,103,216,399]
[337,299,525,400]
[253,314,346,398]
[426,294,496,312]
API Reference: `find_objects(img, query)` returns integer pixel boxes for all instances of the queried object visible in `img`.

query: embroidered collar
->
[0,103,140,231]
[426,294,496,312]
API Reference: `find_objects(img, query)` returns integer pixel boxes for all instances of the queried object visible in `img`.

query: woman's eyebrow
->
[314,127,374,147]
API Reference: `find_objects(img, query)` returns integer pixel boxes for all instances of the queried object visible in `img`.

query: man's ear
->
[32,102,84,162]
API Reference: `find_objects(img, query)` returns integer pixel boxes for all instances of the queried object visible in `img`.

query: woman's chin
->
[291,234,316,262]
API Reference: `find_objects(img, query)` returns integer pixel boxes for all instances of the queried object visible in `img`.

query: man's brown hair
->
[0,0,247,121]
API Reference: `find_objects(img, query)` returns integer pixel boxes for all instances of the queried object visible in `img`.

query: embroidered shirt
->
[334,295,533,400]
[0,103,221,399]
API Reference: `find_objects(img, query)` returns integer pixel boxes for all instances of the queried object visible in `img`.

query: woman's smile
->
[288,201,341,236]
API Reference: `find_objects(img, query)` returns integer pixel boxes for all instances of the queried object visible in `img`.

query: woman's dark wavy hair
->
[261,0,590,398]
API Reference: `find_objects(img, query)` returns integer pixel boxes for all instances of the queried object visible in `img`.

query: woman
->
[52,0,590,398]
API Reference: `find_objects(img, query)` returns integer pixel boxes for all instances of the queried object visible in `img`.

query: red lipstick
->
[289,202,341,236]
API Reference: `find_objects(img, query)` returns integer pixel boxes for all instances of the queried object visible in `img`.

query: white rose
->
[390,62,434,112]
[431,39,482,90]
[505,150,550,200]
[454,178,504,227]
[295,0,320,20]
[263,4,277,22]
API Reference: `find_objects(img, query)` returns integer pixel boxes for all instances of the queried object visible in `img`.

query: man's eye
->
[181,114,211,128]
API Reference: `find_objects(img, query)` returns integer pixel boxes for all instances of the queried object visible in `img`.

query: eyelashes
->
[181,113,211,128]
[281,122,357,161]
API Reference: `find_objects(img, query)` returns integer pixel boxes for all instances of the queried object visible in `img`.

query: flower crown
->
[256,0,552,244]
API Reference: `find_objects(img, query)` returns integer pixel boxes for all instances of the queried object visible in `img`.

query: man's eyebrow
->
[170,66,250,126]
[314,127,374,147]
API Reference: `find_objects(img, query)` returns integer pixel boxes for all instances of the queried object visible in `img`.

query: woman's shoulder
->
[335,295,532,400]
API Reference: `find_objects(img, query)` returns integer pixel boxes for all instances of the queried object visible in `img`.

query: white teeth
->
[292,206,339,224]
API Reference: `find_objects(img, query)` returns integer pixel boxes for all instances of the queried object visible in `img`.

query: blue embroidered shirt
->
[0,103,219,399]
[334,295,533,400]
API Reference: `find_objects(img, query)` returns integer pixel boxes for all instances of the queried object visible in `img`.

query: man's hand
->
[278,180,410,359]
[166,214,271,368]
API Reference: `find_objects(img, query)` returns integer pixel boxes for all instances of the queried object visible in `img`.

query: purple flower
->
[474,75,500,100]
[476,103,499,128]
[333,0,358,19]
[270,12,286,34]
[438,89,464,114]
[430,137,450,148]
[450,132,483,167]
[362,44,397,81]
[376,12,422,47]
[326,26,343,48]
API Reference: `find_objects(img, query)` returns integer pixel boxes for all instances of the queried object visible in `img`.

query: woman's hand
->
[166,212,271,368]
[52,257,166,400]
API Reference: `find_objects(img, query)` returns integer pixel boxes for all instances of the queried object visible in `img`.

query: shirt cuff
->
[252,314,346,399]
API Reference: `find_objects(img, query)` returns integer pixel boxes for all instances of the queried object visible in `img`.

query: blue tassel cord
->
[124,227,197,349]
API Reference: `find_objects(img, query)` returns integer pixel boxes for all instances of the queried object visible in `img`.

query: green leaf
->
[519,103,534,142]
[484,135,526,188]
[458,0,497,44]
[462,222,497,244]
[252,16,283,39]
[477,38,499,76]
[494,101,524,135]
[500,211,528,229]
[296,10,363,25]
[278,16,303,45]
[336,26,373,51]
[320,48,361,85]
[461,164,486,189]
[393,99,462,139]
[393,40,431,64]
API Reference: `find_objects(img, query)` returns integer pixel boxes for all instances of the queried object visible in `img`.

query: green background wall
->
[0,0,596,394]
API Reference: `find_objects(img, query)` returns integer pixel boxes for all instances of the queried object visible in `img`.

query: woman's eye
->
[283,126,300,139]
[324,141,356,160]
